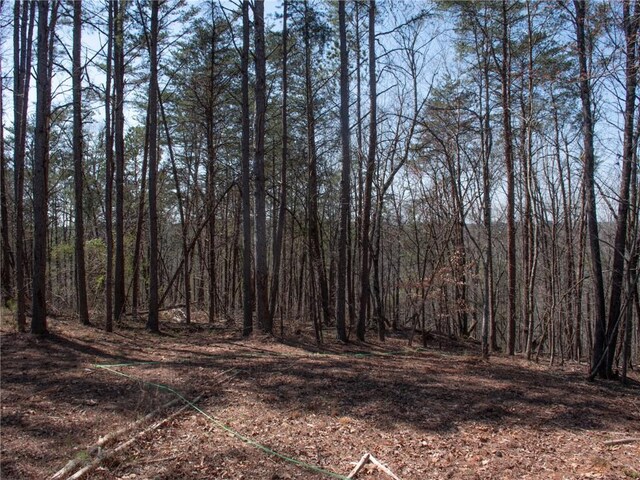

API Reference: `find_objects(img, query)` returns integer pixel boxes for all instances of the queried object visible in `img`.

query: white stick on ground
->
[65,395,202,480]
[604,437,639,446]
[346,452,402,480]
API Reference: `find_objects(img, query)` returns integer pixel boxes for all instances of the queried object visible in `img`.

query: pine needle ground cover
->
[1,316,639,479]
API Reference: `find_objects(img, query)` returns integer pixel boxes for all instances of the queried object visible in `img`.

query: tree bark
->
[574,0,608,379]
[114,0,126,323]
[304,0,331,333]
[253,0,270,334]
[105,0,115,332]
[0,54,12,308]
[501,0,517,355]
[13,1,35,332]
[336,0,351,343]
[32,0,53,335]
[73,0,90,326]
[605,0,639,378]
[241,0,253,336]
[146,0,160,333]
[357,0,377,342]
[269,0,288,326]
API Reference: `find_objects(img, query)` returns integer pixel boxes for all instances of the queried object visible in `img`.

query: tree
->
[73,0,90,326]
[114,0,127,323]
[604,0,639,378]
[241,0,253,336]
[336,0,351,343]
[0,52,12,308]
[12,0,35,332]
[500,0,517,356]
[269,0,289,327]
[105,0,115,332]
[357,0,377,342]
[573,0,608,379]
[304,0,331,341]
[146,0,160,333]
[32,0,56,334]
[253,0,270,334]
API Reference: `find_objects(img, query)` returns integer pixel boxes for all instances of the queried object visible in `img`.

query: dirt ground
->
[1,313,639,480]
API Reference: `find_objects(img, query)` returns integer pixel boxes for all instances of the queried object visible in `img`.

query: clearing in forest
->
[1,316,639,479]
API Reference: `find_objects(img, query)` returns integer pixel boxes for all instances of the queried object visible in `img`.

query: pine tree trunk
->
[13,1,35,333]
[304,0,331,333]
[501,0,517,356]
[114,0,126,323]
[105,1,115,332]
[241,0,253,336]
[336,0,351,343]
[357,0,377,342]
[253,0,270,334]
[146,0,160,333]
[73,0,90,326]
[32,0,52,334]
[269,0,288,326]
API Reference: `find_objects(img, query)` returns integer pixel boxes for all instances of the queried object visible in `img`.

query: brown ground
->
[1,313,639,480]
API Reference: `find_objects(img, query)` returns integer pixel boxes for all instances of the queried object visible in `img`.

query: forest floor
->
[1,312,639,480]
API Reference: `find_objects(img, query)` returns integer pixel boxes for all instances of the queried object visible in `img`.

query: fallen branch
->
[347,452,401,480]
[604,437,640,446]
[65,395,202,480]
[49,396,183,480]
[368,454,402,480]
[52,367,237,480]
[347,453,370,478]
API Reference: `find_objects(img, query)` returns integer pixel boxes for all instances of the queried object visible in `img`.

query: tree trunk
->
[146,0,160,333]
[0,54,13,308]
[130,102,149,320]
[32,0,53,335]
[574,0,608,379]
[73,0,90,326]
[304,0,331,333]
[269,0,288,326]
[241,0,253,336]
[13,1,35,333]
[105,0,115,332]
[357,0,377,342]
[253,0,270,334]
[336,0,351,343]
[501,0,517,355]
[605,0,639,378]
[114,0,126,323]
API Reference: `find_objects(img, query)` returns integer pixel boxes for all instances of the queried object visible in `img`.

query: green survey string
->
[92,363,350,480]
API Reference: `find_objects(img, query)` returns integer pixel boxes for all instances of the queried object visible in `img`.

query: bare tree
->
[573,0,608,379]
[501,0,517,355]
[605,0,639,378]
